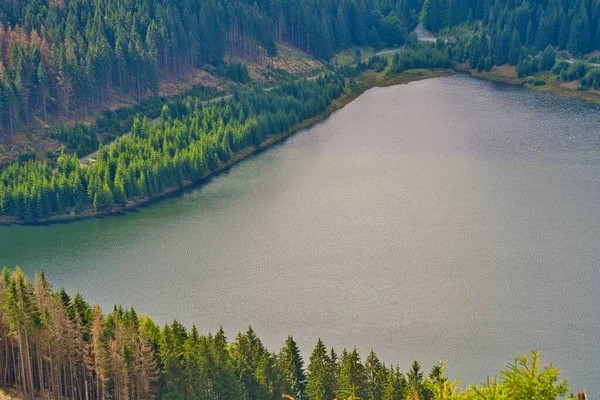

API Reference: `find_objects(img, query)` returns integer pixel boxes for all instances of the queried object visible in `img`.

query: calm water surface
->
[1,74,599,393]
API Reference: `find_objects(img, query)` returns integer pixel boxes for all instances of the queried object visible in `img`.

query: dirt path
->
[565,58,600,68]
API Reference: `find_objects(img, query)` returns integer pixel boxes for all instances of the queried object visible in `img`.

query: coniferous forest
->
[0,268,572,400]
[0,75,347,220]
[421,0,600,57]
[0,0,421,135]
[420,0,600,82]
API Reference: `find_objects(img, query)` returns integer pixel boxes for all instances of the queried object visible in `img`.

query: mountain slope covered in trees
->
[0,72,351,220]
[417,0,600,95]
[422,0,600,56]
[0,0,422,136]
[422,0,600,70]
[0,268,573,400]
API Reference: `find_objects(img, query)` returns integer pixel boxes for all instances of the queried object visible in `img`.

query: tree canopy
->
[0,73,350,220]
[0,0,423,135]
[0,267,575,400]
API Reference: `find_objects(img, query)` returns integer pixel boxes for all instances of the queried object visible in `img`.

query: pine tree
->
[279,336,307,399]
[364,349,386,400]
[382,366,406,400]
[337,348,366,399]
[306,339,333,400]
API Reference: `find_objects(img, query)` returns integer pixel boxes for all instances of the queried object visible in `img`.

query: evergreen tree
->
[337,348,366,399]
[306,339,334,400]
[0,267,577,400]
[382,366,407,400]
[364,349,386,399]
[279,336,307,399]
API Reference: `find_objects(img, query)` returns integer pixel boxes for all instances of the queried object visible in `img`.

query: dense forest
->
[0,73,351,220]
[0,267,573,400]
[421,0,600,84]
[0,0,423,134]
[422,0,600,56]
[3,0,600,136]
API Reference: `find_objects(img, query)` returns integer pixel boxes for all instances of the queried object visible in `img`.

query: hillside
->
[0,0,422,148]
[0,42,324,166]
[420,0,600,96]
[3,0,600,167]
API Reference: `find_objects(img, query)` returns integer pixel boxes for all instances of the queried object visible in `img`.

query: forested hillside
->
[4,0,600,139]
[0,268,572,400]
[0,72,351,220]
[422,0,600,66]
[0,0,422,135]
[4,0,600,221]
[416,0,600,93]
[422,0,600,56]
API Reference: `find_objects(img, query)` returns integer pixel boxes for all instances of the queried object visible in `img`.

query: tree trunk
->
[36,342,45,399]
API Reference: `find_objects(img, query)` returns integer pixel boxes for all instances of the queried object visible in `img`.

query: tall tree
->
[278,336,307,400]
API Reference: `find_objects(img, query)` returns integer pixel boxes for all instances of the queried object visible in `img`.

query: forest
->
[0,74,349,220]
[2,0,600,139]
[3,0,600,221]
[421,0,600,85]
[0,267,573,400]
[0,0,423,135]
[422,0,600,56]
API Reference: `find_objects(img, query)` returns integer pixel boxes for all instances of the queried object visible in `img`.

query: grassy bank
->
[455,63,600,105]
[454,64,523,85]
[0,67,451,226]
[528,75,600,105]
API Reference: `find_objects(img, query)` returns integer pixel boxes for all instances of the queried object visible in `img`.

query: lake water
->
[1,74,599,394]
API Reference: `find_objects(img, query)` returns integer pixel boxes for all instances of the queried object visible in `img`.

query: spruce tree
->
[337,348,366,399]
[364,349,386,400]
[278,336,307,399]
[306,339,333,400]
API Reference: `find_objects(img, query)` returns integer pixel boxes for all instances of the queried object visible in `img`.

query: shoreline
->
[10,61,598,227]
[1,69,453,226]
[454,64,600,105]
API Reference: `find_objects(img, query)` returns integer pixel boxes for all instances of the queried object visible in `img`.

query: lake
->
[1,74,599,394]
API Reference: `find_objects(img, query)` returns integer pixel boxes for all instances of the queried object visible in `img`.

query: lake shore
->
[0,68,453,226]
[454,63,600,105]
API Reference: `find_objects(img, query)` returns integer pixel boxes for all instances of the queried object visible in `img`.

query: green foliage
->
[423,0,600,84]
[582,68,600,89]
[337,348,367,399]
[217,61,251,83]
[0,0,427,135]
[0,0,276,134]
[365,349,387,399]
[0,76,345,220]
[461,352,570,400]
[52,123,99,157]
[389,43,452,74]
[367,55,390,72]
[96,85,222,143]
[501,352,569,400]
[278,336,307,399]
[48,85,222,158]
[382,366,407,400]
[0,268,576,400]
[306,339,335,400]
[560,62,590,82]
